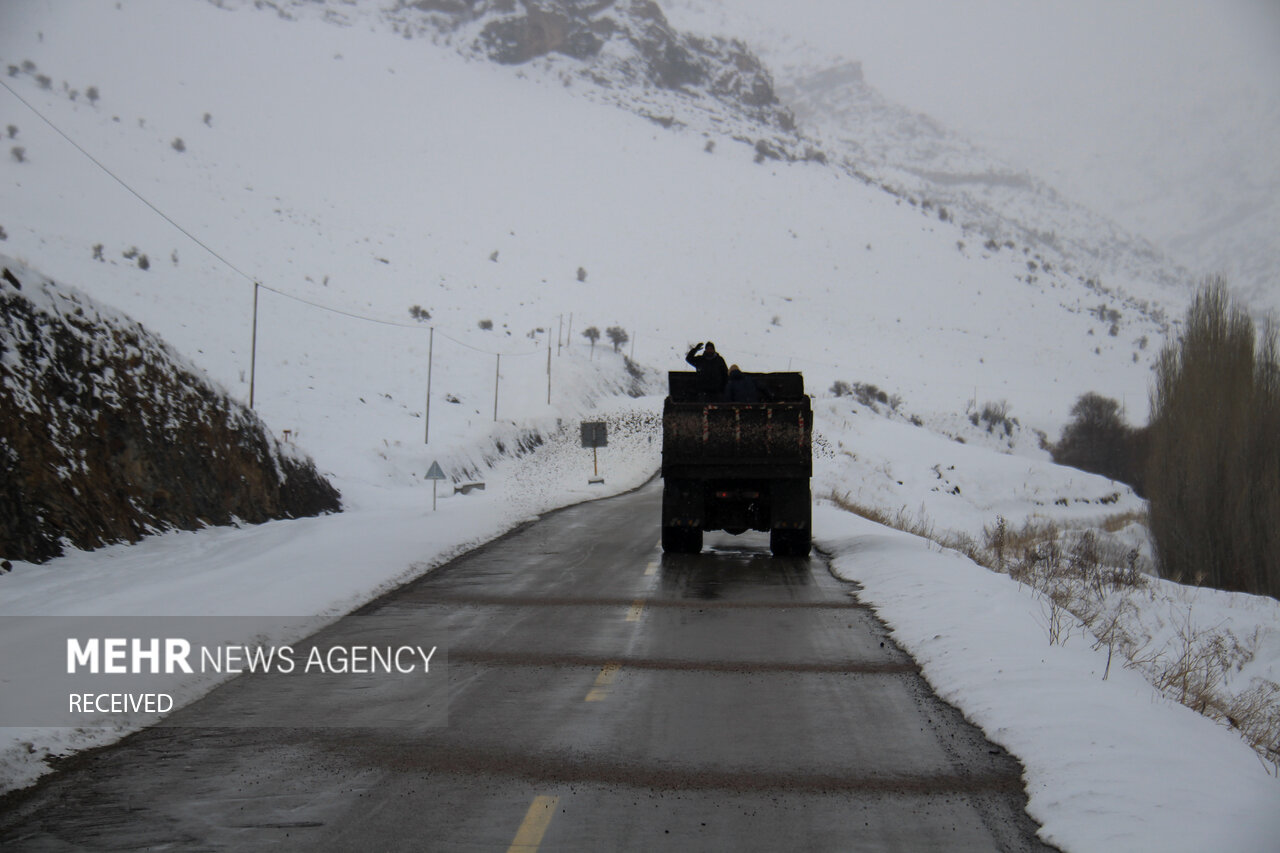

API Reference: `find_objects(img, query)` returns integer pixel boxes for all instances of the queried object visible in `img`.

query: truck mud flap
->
[662,479,704,529]
[769,480,811,529]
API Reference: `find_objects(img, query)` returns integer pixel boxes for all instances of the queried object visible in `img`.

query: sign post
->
[425,460,446,511]
[580,422,607,484]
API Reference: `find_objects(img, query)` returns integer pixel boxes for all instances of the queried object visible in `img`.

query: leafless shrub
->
[986,515,1008,570]
[1226,680,1280,770]
[1129,613,1255,715]
[1042,596,1074,646]
[979,400,1016,436]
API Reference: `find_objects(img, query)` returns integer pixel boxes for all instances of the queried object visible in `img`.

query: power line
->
[257,282,427,330]
[1,77,547,360]
[434,327,545,358]
[1,77,257,286]
[260,286,546,356]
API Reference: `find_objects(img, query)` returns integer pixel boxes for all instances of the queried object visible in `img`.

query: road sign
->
[426,460,445,511]
[581,422,607,448]
[581,422,607,483]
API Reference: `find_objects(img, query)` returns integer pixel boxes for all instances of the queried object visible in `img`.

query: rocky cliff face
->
[386,0,793,129]
[0,259,341,563]
[478,1,780,107]
[218,0,805,156]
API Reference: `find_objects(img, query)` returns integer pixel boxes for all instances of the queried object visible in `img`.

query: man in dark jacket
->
[686,341,729,400]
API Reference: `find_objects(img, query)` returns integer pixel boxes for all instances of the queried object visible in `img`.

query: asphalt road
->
[0,480,1056,851]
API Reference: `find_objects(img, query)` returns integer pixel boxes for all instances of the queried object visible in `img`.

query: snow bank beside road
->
[0,396,662,795]
[816,504,1280,853]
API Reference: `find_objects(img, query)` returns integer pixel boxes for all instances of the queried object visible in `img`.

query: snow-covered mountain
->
[663,0,1280,314]
[1,2,1278,846]
[1,0,1181,451]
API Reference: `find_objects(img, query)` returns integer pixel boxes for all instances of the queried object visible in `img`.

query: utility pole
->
[493,353,501,421]
[249,282,259,408]
[424,326,434,444]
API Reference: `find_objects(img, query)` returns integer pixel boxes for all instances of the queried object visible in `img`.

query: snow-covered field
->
[1,1,1277,849]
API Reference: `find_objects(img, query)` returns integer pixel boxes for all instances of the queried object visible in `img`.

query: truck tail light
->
[714,490,760,500]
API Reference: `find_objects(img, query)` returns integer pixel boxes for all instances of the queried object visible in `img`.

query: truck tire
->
[662,526,702,554]
[770,527,811,558]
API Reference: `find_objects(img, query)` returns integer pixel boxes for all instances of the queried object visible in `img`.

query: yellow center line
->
[507,795,560,852]
[625,599,646,621]
[584,662,621,702]
[644,560,658,577]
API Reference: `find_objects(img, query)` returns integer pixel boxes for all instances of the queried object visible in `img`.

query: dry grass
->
[827,491,1280,772]
[1099,509,1147,534]
[828,490,984,565]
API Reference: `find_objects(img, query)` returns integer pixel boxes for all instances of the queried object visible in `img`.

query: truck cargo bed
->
[660,371,812,556]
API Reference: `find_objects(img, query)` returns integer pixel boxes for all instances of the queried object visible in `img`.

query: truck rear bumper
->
[662,478,810,534]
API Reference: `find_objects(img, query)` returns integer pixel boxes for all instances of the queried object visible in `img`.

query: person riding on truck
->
[724,364,766,403]
[686,341,728,401]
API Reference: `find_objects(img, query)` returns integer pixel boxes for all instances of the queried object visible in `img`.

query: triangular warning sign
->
[425,461,446,480]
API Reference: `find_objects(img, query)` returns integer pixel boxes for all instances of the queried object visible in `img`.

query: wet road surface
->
[0,481,1055,851]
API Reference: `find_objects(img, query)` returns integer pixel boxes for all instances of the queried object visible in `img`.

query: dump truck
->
[661,371,812,556]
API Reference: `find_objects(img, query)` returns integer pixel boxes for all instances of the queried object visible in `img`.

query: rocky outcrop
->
[0,260,341,563]
[217,0,798,146]
[392,0,791,128]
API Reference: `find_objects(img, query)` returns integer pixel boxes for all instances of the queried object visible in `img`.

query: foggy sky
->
[668,0,1280,296]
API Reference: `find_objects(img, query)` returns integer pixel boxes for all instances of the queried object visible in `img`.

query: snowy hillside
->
[663,0,1280,314]
[0,0,1176,441]
[1,1,1277,849]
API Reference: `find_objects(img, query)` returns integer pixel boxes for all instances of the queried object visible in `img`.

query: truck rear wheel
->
[770,527,811,557]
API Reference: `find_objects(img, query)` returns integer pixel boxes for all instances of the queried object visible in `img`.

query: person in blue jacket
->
[724,364,765,403]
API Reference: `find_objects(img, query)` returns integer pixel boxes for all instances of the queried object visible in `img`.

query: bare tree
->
[1146,277,1280,597]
